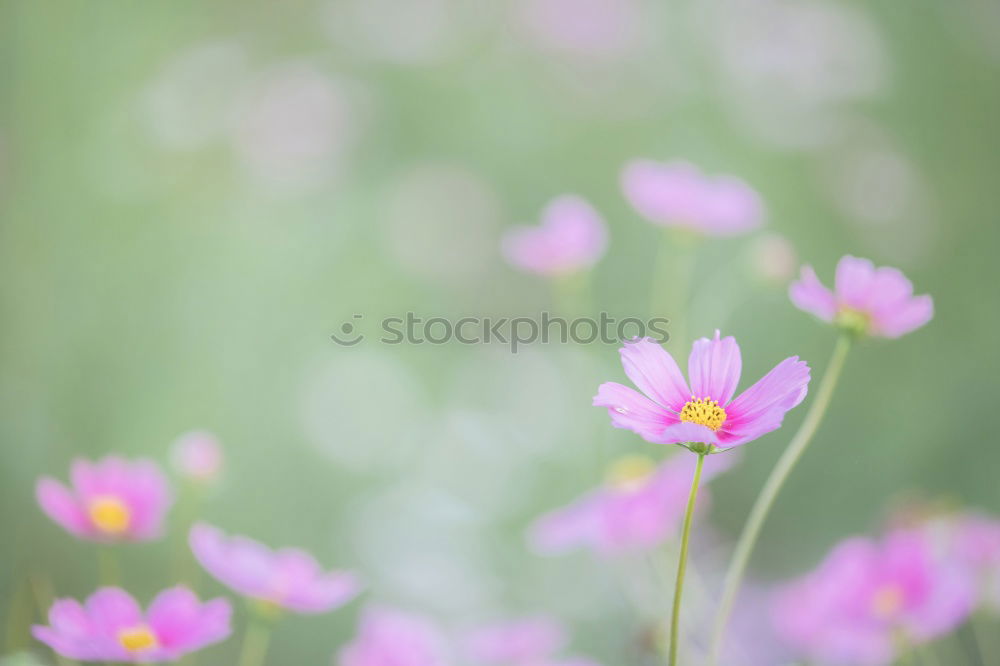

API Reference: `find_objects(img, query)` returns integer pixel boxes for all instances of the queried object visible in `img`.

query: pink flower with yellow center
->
[528,452,738,554]
[772,530,975,666]
[594,332,810,451]
[621,160,764,235]
[32,587,231,663]
[789,255,933,338]
[502,195,608,276]
[36,457,173,542]
[189,523,361,614]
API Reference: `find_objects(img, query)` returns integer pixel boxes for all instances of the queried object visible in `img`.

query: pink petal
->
[85,587,143,637]
[619,338,690,411]
[621,160,703,227]
[699,176,764,234]
[687,331,742,404]
[789,265,836,322]
[871,294,933,338]
[834,255,877,310]
[658,422,718,447]
[36,478,92,537]
[593,382,677,444]
[722,357,810,447]
[147,587,201,649]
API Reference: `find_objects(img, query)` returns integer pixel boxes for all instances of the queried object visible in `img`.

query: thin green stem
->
[709,334,852,665]
[237,616,273,666]
[668,451,706,666]
[97,547,120,586]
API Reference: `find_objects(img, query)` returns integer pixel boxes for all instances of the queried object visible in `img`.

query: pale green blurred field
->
[2,0,999,663]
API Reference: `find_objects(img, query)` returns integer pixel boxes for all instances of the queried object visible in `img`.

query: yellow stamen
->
[87,496,131,535]
[605,455,656,490]
[871,585,904,620]
[118,625,158,652]
[679,396,727,432]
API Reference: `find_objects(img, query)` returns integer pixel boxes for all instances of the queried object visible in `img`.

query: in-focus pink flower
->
[338,606,450,666]
[36,457,173,542]
[529,452,737,554]
[170,430,223,483]
[772,530,974,666]
[462,615,601,666]
[594,332,810,451]
[789,255,933,338]
[190,523,361,614]
[621,160,764,235]
[33,586,231,663]
[502,195,608,276]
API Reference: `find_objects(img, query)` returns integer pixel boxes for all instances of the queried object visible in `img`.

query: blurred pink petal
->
[338,607,449,666]
[621,160,764,235]
[503,195,608,276]
[170,430,223,482]
[189,523,361,614]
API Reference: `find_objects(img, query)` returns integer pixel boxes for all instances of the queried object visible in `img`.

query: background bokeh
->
[2,0,999,663]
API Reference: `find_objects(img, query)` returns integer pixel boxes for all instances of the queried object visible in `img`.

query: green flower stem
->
[668,451,706,666]
[237,614,274,666]
[97,547,120,586]
[709,334,852,665]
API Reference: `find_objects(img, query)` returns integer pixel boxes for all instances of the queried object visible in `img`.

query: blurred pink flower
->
[464,616,566,663]
[528,453,737,554]
[594,332,810,450]
[36,457,173,542]
[463,615,601,666]
[517,0,643,59]
[338,606,450,666]
[33,586,231,662]
[772,530,974,665]
[170,430,223,483]
[621,160,764,235]
[789,255,933,338]
[190,523,361,614]
[502,196,608,276]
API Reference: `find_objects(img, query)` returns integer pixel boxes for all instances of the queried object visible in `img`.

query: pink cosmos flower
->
[464,616,566,663]
[772,529,975,666]
[463,616,600,666]
[36,457,173,542]
[33,586,231,663]
[621,160,764,235]
[338,606,450,666]
[528,452,737,554]
[170,430,223,483]
[594,332,810,451]
[789,255,933,338]
[190,523,361,614]
[502,195,608,276]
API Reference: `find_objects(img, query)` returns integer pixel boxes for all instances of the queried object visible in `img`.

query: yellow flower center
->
[834,307,870,336]
[871,585,904,620]
[679,397,727,432]
[605,455,656,491]
[118,625,158,652]
[87,496,131,535]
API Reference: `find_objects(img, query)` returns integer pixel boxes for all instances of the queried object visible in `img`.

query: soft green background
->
[2,0,998,664]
